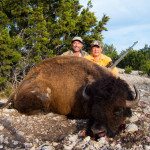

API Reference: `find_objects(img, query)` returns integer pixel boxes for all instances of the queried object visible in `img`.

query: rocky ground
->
[0,72,150,150]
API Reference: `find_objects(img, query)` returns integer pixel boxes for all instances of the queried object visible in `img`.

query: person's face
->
[91,46,102,57]
[72,40,83,52]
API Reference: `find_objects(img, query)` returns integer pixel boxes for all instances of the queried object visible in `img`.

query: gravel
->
[0,73,150,150]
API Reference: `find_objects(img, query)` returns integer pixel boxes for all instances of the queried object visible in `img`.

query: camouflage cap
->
[91,40,102,47]
[72,36,83,43]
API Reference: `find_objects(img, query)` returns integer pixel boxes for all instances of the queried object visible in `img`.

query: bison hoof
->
[78,129,94,138]
[79,129,107,140]
[78,129,87,138]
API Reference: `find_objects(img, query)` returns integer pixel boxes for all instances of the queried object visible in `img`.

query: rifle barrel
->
[110,41,138,69]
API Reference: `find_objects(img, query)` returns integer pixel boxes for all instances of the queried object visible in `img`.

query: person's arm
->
[110,67,118,76]
[105,57,118,76]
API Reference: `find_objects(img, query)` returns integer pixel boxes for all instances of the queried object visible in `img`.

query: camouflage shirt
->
[61,50,89,57]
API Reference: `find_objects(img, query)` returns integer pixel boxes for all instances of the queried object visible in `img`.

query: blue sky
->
[80,0,150,53]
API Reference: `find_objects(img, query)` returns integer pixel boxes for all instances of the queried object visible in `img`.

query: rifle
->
[107,41,138,69]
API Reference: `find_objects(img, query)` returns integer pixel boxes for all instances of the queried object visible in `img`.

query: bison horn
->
[126,85,140,108]
[82,84,90,100]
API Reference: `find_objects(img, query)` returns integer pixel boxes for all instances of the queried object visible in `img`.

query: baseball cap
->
[72,36,83,43]
[91,40,102,47]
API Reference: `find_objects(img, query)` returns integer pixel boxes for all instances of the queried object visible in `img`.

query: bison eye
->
[113,107,132,117]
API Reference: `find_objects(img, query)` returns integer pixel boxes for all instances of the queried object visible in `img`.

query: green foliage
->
[0,77,7,88]
[0,82,14,98]
[140,60,150,76]
[1,0,110,56]
[124,66,133,74]
[102,43,150,76]
[118,50,140,70]
[118,45,150,76]
[103,44,119,62]
[0,28,22,90]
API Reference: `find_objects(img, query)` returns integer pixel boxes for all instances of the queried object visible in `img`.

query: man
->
[61,36,88,57]
[85,40,118,76]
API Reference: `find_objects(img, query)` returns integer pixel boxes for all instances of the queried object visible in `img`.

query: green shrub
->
[140,60,150,76]
[0,77,7,90]
[0,82,14,98]
[125,66,133,74]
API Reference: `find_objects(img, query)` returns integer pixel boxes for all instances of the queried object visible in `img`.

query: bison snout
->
[91,123,117,138]
[91,124,107,137]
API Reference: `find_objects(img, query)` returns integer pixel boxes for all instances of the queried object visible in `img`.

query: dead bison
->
[1,56,139,138]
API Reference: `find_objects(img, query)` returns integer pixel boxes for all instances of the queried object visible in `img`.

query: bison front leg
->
[79,118,95,139]
[85,118,95,137]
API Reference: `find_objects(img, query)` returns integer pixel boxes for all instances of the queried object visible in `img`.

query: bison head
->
[82,76,139,138]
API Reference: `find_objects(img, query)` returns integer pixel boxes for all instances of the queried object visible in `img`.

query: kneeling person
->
[85,40,118,76]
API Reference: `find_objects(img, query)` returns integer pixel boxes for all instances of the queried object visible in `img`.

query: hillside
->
[0,73,150,150]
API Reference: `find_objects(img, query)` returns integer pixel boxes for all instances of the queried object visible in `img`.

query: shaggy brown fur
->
[11,56,111,115]
[6,56,136,137]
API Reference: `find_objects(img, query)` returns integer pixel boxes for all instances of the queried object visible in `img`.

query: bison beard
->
[0,56,139,139]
